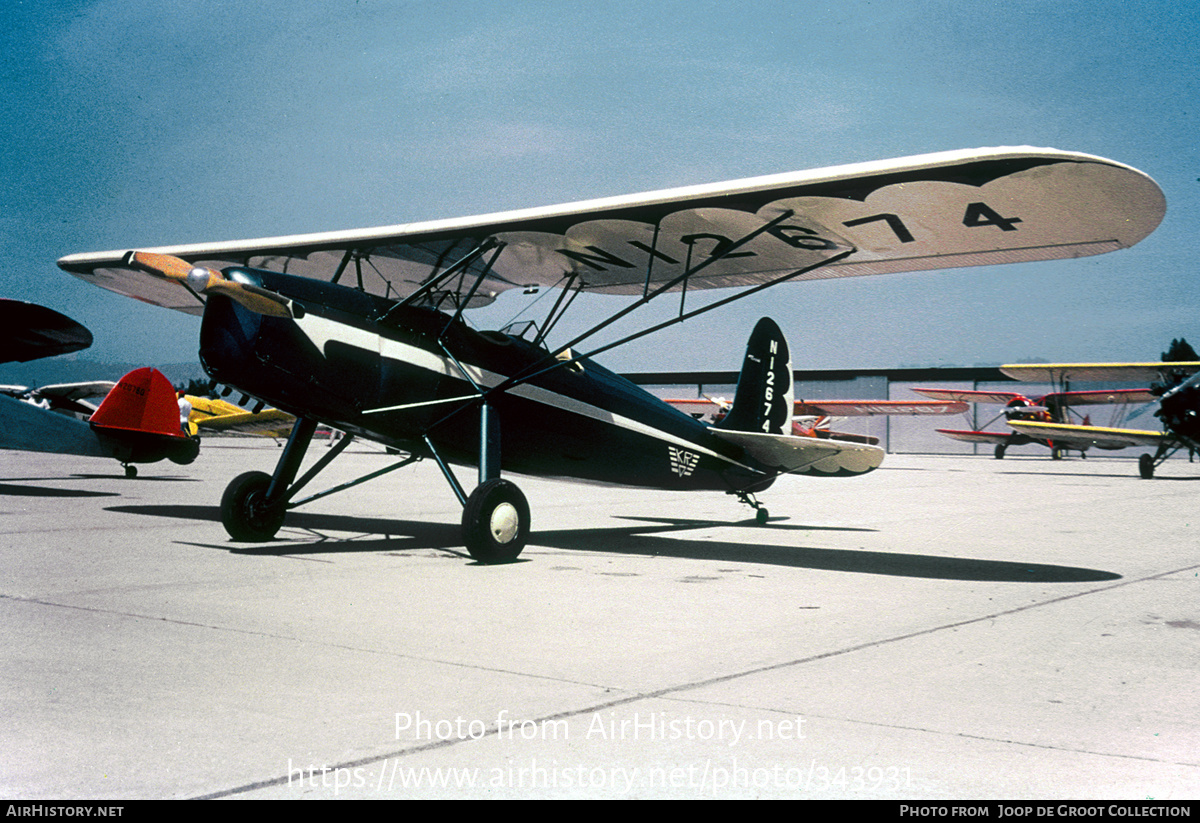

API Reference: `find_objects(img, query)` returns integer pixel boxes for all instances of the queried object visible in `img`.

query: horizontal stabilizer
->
[0,394,111,456]
[712,429,883,476]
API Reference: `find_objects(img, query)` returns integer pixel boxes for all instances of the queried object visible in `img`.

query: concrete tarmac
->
[1,440,1197,799]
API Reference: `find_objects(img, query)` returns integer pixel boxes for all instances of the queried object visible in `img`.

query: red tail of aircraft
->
[90,367,182,436]
[89,367,199,474]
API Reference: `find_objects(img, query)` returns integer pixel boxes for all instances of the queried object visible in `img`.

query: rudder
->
[716,318,794,435]
[89,367,185,438]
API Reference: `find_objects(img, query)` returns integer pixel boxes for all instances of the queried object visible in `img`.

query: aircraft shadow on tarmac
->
[0,481,120,498]
[109,504,1120,583]
[0,472,197,498]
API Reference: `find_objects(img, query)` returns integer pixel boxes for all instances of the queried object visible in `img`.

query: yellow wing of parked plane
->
[186,395,296,438]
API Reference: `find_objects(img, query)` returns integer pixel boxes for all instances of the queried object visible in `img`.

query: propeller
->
[125,251,294,318]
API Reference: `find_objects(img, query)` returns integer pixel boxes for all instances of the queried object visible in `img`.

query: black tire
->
[462,478,529,564]
[1139,453,1155,479]
[1051,447,1063,460]
[994,445,1006,459]
[221,471,285,541]
[124,464,138,478]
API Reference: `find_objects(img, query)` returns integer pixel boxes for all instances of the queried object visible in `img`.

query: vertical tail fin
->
[716,317,794,434]
[89,367,184,438]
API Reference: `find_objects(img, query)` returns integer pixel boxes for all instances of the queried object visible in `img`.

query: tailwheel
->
[123,464,138,478]
[733,490,769,524]
[462,478,529,564]
[1139,453,1156,479]
[221,470,286,541]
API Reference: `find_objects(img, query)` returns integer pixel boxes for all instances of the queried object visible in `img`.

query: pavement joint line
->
[191,560,1200,799]
[654,698,1200,769]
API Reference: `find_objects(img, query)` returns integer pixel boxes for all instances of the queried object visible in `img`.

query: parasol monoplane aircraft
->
[57,147,1165,562]
[996,362,1200,477]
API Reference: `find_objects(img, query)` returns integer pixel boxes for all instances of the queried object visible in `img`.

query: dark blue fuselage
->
[198,268,769,493]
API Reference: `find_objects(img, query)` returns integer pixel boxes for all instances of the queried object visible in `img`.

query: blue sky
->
[2,0,1198,376]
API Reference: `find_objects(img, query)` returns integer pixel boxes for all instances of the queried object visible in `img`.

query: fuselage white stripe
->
[293,313,754,470]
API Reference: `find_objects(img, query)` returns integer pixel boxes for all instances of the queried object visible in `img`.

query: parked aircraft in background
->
[1,379,116,418]
[57,147,1165,561]
[667,396,967,445]
[996,362,1200,477]
[913,384,1158,459]
[0,299,200,476]
[2,298,92,363]
[185,393,296,439]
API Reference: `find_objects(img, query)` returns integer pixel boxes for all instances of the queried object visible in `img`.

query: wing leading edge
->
[58,147,1165,314]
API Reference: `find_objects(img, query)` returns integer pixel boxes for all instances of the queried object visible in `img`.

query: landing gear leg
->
[221,417,317,541]
[426,402,530,563]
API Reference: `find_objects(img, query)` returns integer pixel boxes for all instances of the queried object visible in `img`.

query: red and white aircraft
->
[668,396,967,445]
[995,362,1200,476]
[913,381,1159,459]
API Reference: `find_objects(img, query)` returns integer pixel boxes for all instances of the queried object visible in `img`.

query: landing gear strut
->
[215,402,532,562]
[219,417,318,542]
[424,402,530,563]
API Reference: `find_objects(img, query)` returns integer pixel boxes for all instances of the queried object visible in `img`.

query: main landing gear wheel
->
[221,470,286,541]
[994,445,1006,459]
[1139,453,1156,479]
[462,478,529,564]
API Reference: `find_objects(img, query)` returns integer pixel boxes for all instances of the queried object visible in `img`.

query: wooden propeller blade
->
[127,250,195,282]
[125,251,293,318]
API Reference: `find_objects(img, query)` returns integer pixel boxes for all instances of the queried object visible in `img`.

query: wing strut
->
[380,237,502,319]
[489,211,855,397]
[482,209,800,396]
[532,273,582,348]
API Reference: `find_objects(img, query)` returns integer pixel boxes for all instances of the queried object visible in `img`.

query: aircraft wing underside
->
[1001,363,1200,384]
[1005,420,1166,449]
[934,429,1015,446]
[58,147,1165,314]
